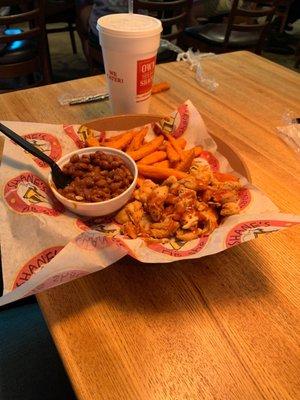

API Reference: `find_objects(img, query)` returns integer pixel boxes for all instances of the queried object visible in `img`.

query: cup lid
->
[97,13,162,38]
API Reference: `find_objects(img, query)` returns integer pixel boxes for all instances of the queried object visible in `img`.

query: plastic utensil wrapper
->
[0,101,299,306]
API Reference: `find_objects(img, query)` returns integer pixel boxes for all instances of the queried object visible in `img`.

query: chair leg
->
[68,22,77,54]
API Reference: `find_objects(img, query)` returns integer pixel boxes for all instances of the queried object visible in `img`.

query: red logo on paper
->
[4,172,64,216]
[74,231,112,250]
[13,246,64,289]
[76,216,120,235]
[199,151,220,171]
[137,56,156,95]
[63,124,85,148]
[225,219,298,248]
[22,133,62,168]
[148,236,209,257]
[172,104,190,138]
[238,187,251,210]
[26,269,87,295]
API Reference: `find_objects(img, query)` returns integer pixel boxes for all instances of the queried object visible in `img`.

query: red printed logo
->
[63,124,85,148]
[74,231,111,250]
[137,56,156,98]
[26,269,87,295]
[13,246,64,289]
[4,172,64,216]
[148,236,209,258]
[76,216,120,236]
[152,103,189,138]
[199,151,220,171]
[22,133,62,168]
[172,104,190,138]
[238,187,251,210]
[225,219,298,248]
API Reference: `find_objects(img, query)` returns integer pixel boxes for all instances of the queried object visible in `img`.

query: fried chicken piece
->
[162,176,177,186]
[190,161,212,185]
[146,185,169,222]
[220,202,240,216]
[176,228,202,241]
[199,207,218,234]
[150,218,179,239]
[134,179,157,203]
[178,175,206,191]
[214,180,241,191]
[123,221,138,239]
[115,201,144,225]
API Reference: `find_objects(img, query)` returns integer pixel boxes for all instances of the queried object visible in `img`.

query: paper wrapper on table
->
[1,101,299,306]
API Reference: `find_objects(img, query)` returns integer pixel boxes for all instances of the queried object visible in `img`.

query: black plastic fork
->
[0,122,71,189]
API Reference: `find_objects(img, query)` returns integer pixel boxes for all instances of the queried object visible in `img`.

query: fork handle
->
[0,123,56,168]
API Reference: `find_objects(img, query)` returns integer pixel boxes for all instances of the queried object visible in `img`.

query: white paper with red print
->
[0,101,299,306]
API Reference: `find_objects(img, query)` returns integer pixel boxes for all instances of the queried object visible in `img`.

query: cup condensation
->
[97,13,162,114]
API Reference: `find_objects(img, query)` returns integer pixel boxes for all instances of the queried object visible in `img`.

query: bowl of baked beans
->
[48,147,138,216]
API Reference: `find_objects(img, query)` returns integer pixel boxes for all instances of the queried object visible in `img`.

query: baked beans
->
[58,151,133,202]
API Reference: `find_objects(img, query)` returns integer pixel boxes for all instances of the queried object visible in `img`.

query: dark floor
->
[0,297,77,400]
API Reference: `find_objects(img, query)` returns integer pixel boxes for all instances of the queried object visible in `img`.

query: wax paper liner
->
[1,101,299,306]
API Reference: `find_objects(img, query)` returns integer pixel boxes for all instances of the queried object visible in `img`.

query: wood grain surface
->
[0,51,299,400]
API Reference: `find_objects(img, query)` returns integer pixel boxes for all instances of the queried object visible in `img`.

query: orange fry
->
[166,142,180,163]
[137,176,145,187]
[86,137,100,147]
[176,137,187,149]
[193,146,203,157]
[104,130,134,150]
[213,172,239,182]
[138,151,167,165]
[176,149,195,172]
[167,135,184,160]
[153,160,170,168]
[151,82,170,94]
[128,135,164,161]
[158,143,166,151]
[105,131,127,142]
[138,164,188,181]
[127,127,148,151]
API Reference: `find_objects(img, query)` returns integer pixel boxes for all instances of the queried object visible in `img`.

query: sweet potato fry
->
[158,143,166,151]
[105,131,127,142]
[193,146,203,157]
[136,176,145,187]
[166,142,180,163]
[138,151,167,165]
[151,82,170,94]
[213,172,239,182]
[127,126,148,151]
[104,130,134,150]
[138,164,188,180]
[86,137,100,147]
[176,137,187,149]
[128,135,164,161]
[153,160,170,168]
[176,149,195,172]
[167,135,184,160]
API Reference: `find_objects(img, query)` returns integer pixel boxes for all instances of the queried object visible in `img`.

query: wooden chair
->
[0,0,52,92]
[183,0,279,54]
[45,0,77,54]
[133,0,192,42]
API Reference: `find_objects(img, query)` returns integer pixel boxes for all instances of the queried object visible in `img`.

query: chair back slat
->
[0,9,40,25]
[134,0,192,41]
[0,0,51,88]
[224,0,279,51]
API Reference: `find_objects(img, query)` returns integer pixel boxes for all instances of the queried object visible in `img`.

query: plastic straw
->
[128,0,133,13]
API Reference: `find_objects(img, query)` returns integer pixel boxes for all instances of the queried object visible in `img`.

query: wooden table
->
[1,51,299,400]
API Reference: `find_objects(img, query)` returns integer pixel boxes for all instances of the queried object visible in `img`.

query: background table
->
[0,51,299,400]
